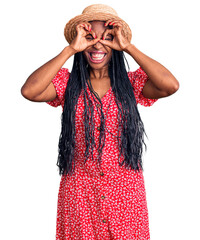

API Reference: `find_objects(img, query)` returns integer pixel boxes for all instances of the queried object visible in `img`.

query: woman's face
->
[83,21,113,70]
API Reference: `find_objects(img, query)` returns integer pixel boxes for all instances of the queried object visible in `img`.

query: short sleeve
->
[128,67,158,107]
[46,68,70,108]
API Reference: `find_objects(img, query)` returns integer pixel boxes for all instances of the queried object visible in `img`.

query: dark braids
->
[57,50,147,176]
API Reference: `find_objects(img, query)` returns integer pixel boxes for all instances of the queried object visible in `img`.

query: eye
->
[86,34,94,40]
[105,34,113,41]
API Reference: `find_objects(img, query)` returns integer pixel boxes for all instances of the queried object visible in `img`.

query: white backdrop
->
[1,0,200,239]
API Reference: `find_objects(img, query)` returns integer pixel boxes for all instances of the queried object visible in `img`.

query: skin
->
[21,19,179,102]
[74,21,113,99]
[82,21,113,72]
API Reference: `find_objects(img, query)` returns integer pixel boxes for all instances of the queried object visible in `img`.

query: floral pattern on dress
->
[46,67,157,240]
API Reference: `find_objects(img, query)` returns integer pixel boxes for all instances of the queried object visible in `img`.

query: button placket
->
[101,195,106,200]
[94,99,110,227]
[99,168,107,226]
[98,149,102,154]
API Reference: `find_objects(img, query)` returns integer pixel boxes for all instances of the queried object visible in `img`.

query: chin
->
[88,62,109,70]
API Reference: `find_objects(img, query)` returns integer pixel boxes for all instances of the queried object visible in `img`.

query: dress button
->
[96,104,100,108]
[101,195,106,200]
[102,219,106,223]
[98,149,102,153]
[97,126,101,131]
[100,171,104,176]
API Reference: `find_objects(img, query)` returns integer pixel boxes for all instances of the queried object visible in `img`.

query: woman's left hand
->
[99,20,131,51]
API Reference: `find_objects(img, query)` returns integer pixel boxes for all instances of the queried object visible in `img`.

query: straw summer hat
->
[64,4,132,44]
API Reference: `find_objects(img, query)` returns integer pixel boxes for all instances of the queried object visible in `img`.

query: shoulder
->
[53,68,70,83]
[127,67,158,107]
[128,67,149,90]
[46,68,70,108]
[128,67,148,82]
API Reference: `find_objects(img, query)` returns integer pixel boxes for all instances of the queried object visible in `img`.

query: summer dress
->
[47,67,157,240]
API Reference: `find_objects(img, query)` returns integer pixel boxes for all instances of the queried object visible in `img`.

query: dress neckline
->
[87,85,112,101]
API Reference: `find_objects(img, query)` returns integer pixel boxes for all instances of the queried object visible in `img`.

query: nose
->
[93,40,104,49]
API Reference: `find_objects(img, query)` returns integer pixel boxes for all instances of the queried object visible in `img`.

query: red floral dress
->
[47,67,158,240]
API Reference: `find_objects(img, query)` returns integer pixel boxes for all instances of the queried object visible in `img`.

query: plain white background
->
[1,0,200,239]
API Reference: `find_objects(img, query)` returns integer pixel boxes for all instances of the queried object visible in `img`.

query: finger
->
[99,39,113,48]
[105,20,123,31]
[76,22,85,29]
[81,24,90,32]
[85,30,97,40]
[76,22,91,32]
[108,20,122,25]
[108,22,123,32]
[86,22,92,32]
[83,22,92,32]
[102,29,115,40]
[104,19,115,27]
[90,30,97,39]
[88,38,100,46]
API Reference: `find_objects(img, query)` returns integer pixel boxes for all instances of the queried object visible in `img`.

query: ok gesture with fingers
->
[100,20,131,51]
[70,22,99,53]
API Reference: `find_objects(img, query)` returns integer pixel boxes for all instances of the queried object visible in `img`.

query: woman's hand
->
[99,20,131,51]
[70,22,99,53]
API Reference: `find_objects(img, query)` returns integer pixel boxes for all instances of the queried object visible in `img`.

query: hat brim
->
[64,12,132,44]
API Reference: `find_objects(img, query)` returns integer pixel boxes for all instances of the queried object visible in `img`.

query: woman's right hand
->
[21,22,99,102]
[69,22,99,53]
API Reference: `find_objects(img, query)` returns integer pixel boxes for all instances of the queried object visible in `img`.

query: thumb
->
[99,39,113,48]
[88,38,100,46]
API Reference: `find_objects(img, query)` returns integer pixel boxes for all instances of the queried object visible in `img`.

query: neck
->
[89,66,109,80]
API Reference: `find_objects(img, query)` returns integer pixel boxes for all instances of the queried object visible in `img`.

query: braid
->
[57,50,146,175]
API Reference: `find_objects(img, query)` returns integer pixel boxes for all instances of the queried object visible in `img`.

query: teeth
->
[90,53,105,60]
[92,53,104,58]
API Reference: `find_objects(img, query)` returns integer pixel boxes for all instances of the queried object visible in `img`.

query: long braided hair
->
[57,50,146,176]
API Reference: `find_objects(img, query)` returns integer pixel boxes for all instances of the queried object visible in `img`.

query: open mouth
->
[88,51,107,63]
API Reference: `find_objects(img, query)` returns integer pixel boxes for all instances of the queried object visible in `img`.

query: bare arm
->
[124,44,180,99]
[101,20,180,99]
[21,46,76,102]
[21,23,99,103]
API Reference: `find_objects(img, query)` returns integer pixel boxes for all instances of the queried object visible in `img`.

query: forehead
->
[89,21,109,34]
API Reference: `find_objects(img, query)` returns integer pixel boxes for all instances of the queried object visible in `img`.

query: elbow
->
[21,85,34,101]
[21,85,27,99]
[160,75,179,97]
[157,79,180,98]
[167,79,180,96]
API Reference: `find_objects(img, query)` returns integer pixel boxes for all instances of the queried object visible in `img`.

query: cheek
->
[83,51,87,59]
[83,51,90,63]
[106,47,112,58]
[107,51,112,62]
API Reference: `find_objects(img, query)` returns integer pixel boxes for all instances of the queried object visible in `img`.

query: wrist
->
[63,45,78,56]
[123,43,133,54]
